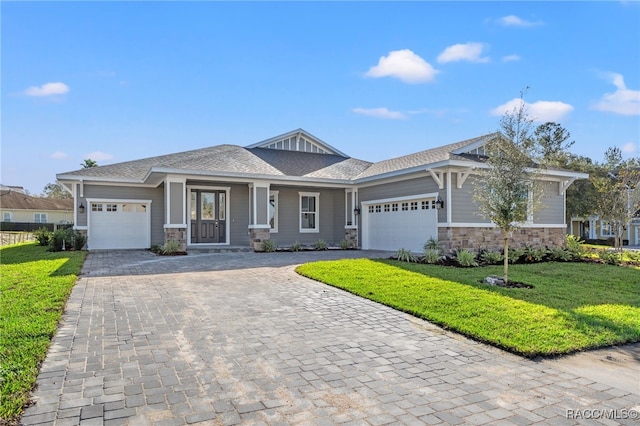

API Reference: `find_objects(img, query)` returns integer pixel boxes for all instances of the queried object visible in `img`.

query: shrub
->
[423,248,442,264]
[150,244,163,254]
[339,239,351,250]
[598,249,621,265]
[423,238,441,252]
[565,234,586,260]
[455,249,478,267]
[626,250,640,262]
[33,227,51,246]
[73,231,87,250]
[48,228,74,252]
[548,247,573,262]
[314,239,328,251]
[261,239,276,253]
[508,247,526,264]
[523,246,548,263]
[162,239,181,255]
[290,241,301,252]
[395,248,417,263]
[479,250,504,265]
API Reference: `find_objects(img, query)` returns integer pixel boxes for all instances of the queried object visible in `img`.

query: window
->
[392,203,398,212]
[368,205,374,213]
[384,204,390,212]
[106,204,118,212]
[269,191,279,233]
[401,202,409,211]
[375,205,381,213]
[3,212,12,222]
[299,192,319,232]
[92,203,103,212]
[34,213,48,223]
[600,221,615,237]
[410,202,418,211]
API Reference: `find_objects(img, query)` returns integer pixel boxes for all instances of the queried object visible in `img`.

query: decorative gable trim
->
[245,128,348,157]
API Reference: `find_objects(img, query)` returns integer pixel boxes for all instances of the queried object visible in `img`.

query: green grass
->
[296,259,640,357]
[0,243,86,423]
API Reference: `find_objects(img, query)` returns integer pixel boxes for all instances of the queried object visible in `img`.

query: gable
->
[245,129,348,157]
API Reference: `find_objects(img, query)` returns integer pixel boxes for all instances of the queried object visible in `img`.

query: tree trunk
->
[503,234,509,283]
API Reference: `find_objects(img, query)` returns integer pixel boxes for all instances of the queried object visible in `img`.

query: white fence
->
[0,232,35,246]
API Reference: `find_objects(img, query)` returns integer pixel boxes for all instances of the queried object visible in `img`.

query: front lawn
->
[296,259,640,357]
[0,243,86,423]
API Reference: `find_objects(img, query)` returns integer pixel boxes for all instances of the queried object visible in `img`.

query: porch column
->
[164,176,187,252]
[345,189,358,248]
[248,181,271,251]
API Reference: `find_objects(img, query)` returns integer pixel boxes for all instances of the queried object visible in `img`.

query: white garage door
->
[362,196,438,252]
[88,201,151,250]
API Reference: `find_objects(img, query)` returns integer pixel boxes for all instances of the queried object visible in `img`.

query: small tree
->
[42,182,71,199]
[473,93,543,283]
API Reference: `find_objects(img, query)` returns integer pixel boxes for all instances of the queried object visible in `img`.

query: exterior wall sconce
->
[78,203,85,214]
[353,207,361,216]
[436,196,444,209]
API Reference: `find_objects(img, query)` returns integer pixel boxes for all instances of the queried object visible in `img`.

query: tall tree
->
[473,93,543,283]
[533,122,574,167]
[81,159,98,168]
[41,182,71,199]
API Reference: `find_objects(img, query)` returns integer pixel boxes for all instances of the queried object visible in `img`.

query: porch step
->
[187,246,253,254]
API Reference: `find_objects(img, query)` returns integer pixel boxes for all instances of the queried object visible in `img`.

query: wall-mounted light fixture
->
[353,207,361,216]
[436,196,444,209]
[78,203,85,214]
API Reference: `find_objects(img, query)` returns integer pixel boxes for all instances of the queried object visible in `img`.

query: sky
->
[2,1,639,195]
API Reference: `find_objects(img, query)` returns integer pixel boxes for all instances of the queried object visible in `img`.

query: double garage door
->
[88,201,151,250]
[362,196,438,252]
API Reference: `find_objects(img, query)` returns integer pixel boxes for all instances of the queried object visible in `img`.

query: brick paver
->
[21,250,640,425]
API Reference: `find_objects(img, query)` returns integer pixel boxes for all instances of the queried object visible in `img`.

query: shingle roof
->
[57,133,498,184]
[0,190,74,211]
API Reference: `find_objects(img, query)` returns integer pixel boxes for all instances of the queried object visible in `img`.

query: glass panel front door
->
[190,190,227,244]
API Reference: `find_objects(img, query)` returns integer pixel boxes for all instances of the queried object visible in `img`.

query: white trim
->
[428,170,444,189]
[600,220,615,237]
[456,170,472,189]
[163,224,187,229]
[361,193,439,206]
[248,224,271,229]
[245,128,348,157]
[73,226,88,231]
[299,191,320,233]
[269,190,279,233]
[446,171,452,224]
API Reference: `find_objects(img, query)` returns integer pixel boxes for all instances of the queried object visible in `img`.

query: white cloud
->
[84,151,113,162]
[352,107,407,120]
[491,98,574,122]
[437,42,489,64]
[498,15,542,28]
[24,82,70,97]
[621,142,637,154]
[591,72,640,116]
[365,49,438,84]
[50,151,69,160]
[502,54,521,62]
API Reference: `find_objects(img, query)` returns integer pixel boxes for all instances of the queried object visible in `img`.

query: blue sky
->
[2,1,639,194]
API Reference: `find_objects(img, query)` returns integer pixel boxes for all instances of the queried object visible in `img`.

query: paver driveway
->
[21,250,639,425]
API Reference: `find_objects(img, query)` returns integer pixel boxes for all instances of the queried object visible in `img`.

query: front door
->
[190,190,226,243]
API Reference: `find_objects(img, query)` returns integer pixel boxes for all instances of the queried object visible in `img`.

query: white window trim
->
[299,192,319,233]
[3,212,12,222]
[269,191,279,233]
[34,212,48,223]
[600,220,615,237]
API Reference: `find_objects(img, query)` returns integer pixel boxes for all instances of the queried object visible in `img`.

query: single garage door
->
[88,201,151,250]
[362,196,438,252]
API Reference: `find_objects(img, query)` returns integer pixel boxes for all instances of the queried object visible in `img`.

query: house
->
[56,129,588,252]
[0,189,74,230]
[570,214,640,246]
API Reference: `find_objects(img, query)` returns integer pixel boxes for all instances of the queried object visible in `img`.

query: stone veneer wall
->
[249,227,271,251]
[76,229,87,250]
[164,227,187,252]
[438,227,566,252]
[344,227,358,249]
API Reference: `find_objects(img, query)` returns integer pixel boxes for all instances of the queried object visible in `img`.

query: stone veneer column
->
[76,229,88,250]
[164,227,187,252]
[344,227,358,249]
[249,227,271,251]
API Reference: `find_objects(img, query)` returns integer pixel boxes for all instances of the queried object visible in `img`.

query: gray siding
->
[270,186,345,246]
[169,182,183,224]
[535,181,564,224]
[358,176,440,202]
[451,175,490,224]
[228,184,250,245]
[80,184,165,246]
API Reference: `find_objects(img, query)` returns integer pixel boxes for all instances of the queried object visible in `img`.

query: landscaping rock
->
[484,275,505,286]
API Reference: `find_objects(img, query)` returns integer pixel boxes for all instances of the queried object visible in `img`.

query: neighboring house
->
[0,189,74,229]
[570,214,640,246]
[56,129,587,252]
